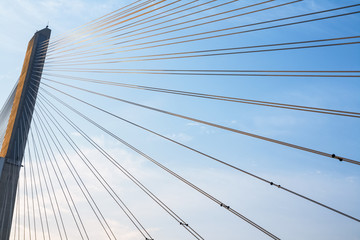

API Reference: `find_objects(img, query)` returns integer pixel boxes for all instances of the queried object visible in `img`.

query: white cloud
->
[186,122,200,126]
[71,131,81,137]
[13,131,360,240]
[167,132,193,142]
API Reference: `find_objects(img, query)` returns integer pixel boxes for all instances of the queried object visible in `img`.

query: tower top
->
[35,27,51,37]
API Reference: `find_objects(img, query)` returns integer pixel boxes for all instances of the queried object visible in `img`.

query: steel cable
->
[43,67,360,78]
[40,74,360,118]
[46,0,298,58]
[38,80,360,222]
[38,90,280,240]
[46,3,359,61]
[45,36,360,65]
[40,81,359,165]
[34,88,154,240]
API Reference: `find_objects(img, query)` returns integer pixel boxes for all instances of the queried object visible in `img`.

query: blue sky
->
[0,0,360,239]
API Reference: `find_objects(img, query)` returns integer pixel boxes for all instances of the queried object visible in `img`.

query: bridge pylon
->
[0,27,51,239]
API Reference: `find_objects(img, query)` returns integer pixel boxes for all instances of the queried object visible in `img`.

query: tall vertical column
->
[0,27,51,240]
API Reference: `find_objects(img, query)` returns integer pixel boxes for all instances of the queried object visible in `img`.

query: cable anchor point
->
[220,203,230,209]
[331,154,343,162]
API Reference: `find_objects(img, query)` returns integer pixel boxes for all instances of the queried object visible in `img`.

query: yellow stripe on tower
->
[0,37,35,158]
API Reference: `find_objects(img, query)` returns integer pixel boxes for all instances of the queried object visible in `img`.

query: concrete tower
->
[0,27,51,240]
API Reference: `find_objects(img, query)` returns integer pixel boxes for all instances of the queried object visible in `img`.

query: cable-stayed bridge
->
[0,1,359,239]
